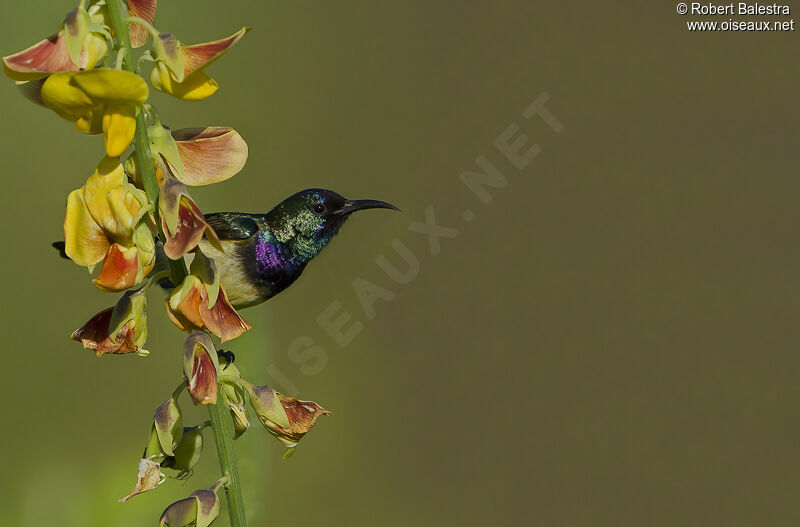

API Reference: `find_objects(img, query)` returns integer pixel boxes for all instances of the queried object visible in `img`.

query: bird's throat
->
[254,232,310,276]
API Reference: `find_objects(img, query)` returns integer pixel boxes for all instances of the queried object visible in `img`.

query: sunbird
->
[56,188,399,309]
[198,188,399,308]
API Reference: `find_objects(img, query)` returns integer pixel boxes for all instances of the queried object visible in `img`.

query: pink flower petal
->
[128,0,158,48]
[172,127,248,186]
[181,27,249,78]
[3,33,77,81]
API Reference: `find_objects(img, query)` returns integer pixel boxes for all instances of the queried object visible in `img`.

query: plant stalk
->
[208,388,249,526]
[105,1,159,207]
[106,2,245,525]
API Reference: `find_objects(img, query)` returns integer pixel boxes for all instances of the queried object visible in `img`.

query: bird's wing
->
[204,213,260,241]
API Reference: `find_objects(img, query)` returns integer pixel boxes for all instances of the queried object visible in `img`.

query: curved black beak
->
[337,199,400,215]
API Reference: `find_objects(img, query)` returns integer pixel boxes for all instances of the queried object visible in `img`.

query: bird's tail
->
[52,241,68,259]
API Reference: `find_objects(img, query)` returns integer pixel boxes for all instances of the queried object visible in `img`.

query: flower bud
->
[244,383,288,430]
[159,478,226,527]
[183,331,219,405]
[143,422,165,460]
[161,425,204,476]
[219,366,249,439]
[119,457,165,502]
[153,396,183,457]
[229,394,250,439]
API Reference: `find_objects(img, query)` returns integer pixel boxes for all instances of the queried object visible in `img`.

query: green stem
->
[105,1,159,207]
[106,2,243,525]
[107,0,189,287]
[208,388,249,527]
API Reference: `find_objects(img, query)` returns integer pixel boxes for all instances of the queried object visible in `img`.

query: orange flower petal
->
[167,278,250,341]
[128,0,158,48]
[169,277,205,329]
[198,285,251,343]
[164,298,196,332]
[172,127,248,186]
[94,243,140,291]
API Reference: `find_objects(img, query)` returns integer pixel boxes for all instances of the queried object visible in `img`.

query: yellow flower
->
[64,157,155,291]
[41,69,149,156]
[149,27,249,101]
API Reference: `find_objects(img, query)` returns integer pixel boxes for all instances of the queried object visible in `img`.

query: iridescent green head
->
[264,188,399,260]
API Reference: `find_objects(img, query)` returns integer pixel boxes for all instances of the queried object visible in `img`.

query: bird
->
[54,188,399,309]
[197,188,399,308]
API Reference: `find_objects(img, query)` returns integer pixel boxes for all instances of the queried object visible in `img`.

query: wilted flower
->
[165,251,251,342]
[149,27,249,100]
[159,178,221,259]
[41,69,149,155]
[161,425,204,476]
[2,2,109,81]
[159,478,226,527]
[183,332,219,405]
[242,380,330,457]
[119,457,165,502]
[71,284,148,356]
[63,156,155,291]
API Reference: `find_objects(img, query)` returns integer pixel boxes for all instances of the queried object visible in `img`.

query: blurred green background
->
[2,1,800,525]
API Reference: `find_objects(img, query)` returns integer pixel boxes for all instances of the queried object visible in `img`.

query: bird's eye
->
[312,203,326,214]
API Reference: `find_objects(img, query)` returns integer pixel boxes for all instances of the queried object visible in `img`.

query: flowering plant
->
[4,1,330,525]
